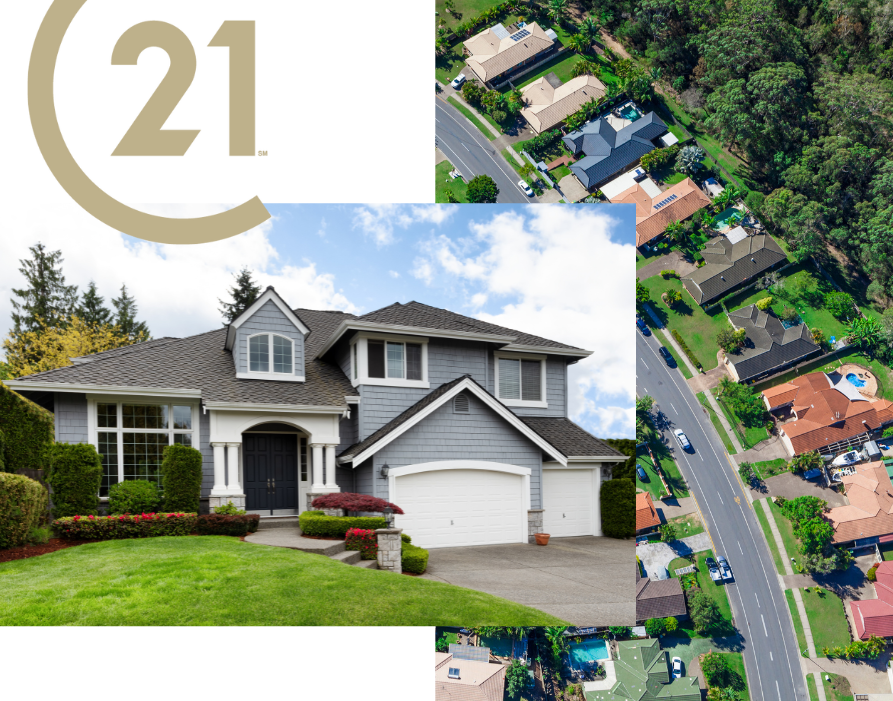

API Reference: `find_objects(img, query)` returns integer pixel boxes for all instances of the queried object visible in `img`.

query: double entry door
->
[243,433,306,515]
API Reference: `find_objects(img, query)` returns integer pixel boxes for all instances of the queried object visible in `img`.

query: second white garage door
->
[543,469,594,537]
[394,468,525,549]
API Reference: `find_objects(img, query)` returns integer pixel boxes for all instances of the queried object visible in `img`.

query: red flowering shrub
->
[53,512,196,539]
[345,528,378,560]
[310,493,404,515]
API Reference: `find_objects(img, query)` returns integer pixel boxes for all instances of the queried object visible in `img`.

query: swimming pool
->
[847,373,867,388]
[480,636,525,658]
[618,104,640,121]
[567,638,610,668]
[713,206,743,230]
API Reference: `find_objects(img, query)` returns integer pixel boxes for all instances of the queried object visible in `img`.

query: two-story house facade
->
[5,288,624,550]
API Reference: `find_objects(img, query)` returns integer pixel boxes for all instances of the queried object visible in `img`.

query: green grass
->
[752,349,893,401]
[768,498,802,566]
[636,452,668,500]
[784,589,809,654]
[751,458,788,480]
[722,652,752,701]
[665,512,704,539]
[500,148,540,192]
[648,440,691,497]
[446,96,496,140]
[639,276,727,370]
[436,627,460,645]
[807,674,819,701]
[697,392,736,455]
[799,587,852,652]
[436,160,469,203]
[679,551,735,636]
[0,537,566,625]
[880,543,893,561]
[551,164,572,181]
[754,500,785,573]
[713,389,770,449]
[822,672,854,701]
[510,52,599,90]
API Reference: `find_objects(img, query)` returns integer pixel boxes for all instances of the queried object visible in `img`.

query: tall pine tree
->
[219,267,261,323]
[111,284,150,340]
[77,281,113,326]
[10,243,79,332]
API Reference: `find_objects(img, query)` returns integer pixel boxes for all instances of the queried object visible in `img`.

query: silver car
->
[451,73,467,90]
[674,429,691,451]
[671,657,682,679]
[717,556,733,581]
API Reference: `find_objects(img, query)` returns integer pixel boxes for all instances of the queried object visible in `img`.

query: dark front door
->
[243,433,298,514]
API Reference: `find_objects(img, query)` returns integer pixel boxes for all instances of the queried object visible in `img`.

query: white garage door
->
[543,469,593,537]
[394,468,525,549]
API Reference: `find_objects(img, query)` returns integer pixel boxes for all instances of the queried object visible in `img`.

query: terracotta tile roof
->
[434,652,507,701]
[620,178,710,247]
[636,492,661,532]
[636,576,687,622]
[827,461,893,543]
[850,562,893,639]
[464,22,554,83]
[763,383,800,409]
[520,75,606,133]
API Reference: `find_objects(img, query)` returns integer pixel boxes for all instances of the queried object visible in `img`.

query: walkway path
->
[245,528,379,569]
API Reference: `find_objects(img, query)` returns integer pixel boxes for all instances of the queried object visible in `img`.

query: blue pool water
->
[480,636,525,658]
[847,373,867,388]
[567,638,610,668]
[618,105,640,121]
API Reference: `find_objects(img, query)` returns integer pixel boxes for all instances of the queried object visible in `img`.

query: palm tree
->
[570,59,599,79]
[604,82,621,100]
[568,33,590,54]
[649,66,662,82]
[579,16,601,44]
[676,144,706,174]
[717,377,735,397]
[664,221,686,245]
[547,0,569,24]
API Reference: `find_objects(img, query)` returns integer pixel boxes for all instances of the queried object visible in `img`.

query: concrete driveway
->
[420,536,634,625]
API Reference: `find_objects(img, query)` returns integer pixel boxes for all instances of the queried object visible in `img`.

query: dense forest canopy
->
[602,0,893,299]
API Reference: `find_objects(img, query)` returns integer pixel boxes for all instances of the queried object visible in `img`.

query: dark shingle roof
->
[520,417,624,458]
[636,575,687,622]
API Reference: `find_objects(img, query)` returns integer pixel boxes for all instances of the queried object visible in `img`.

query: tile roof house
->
[723,305,821,384]
[850,561,893,639]
[610,177,710,248]
[636,492,661,533]
[4,288,625,549]
[435,651,507,701]
[463,22,557,86]
[563,112,668,190]
[584,639,700,701]
[520,74,606,134]
[636,566,687,623]
[682,229,787,306]
[763,372,893,457]
[826,461,893,545]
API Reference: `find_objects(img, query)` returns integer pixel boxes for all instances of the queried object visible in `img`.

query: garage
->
[542,468,595,537]
[391,462,529,549]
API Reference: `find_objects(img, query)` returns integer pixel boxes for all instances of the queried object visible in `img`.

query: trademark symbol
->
[258,150,268,156]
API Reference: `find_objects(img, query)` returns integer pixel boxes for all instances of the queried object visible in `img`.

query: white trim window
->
[238,333,304,381]
[94,401,196,497]
[350,333,429,389]
[494,352,547,408]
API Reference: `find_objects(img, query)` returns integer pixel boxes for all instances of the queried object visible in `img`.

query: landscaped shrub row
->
[0,473,49,548]
[299,510,387,537]
[161,443,203,513]
[671,330,704,371]
[46,443,102,518]
[402,542,429,574]
[601,479,634,539]
[109,479,160,515]
[0,383,54,474]
[53,512,197,539]
[345,527,378,560]
[197,513,259,536]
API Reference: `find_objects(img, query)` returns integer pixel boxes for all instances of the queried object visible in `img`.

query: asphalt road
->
[636,328,807,701]
[434,96,534,204]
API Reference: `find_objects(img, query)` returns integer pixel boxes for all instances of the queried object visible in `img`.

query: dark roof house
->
[636,567,687,623]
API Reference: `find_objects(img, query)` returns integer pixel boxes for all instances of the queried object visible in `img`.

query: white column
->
[211,443,227,495]
[226,443,242,493]
[324,445,338,490]
[311,443,325,490]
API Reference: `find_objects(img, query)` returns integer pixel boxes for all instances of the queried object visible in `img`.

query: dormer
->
[224,287,310,382]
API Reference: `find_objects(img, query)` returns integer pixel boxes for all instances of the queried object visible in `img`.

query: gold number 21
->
[111,21,255,157]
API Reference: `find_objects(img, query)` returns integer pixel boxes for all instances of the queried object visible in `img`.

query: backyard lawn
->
[665,513,704,539]
[509,52,609,90]
[752,350,893,401]
[435,160,468,203]
[697,392,735,455]
[0,537,566,626]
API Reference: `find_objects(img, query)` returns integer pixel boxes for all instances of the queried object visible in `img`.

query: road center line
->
[762,614,768,636]
[670,403,678,414]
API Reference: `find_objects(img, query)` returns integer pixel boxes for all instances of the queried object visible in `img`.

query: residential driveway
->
[686,360,731,393]
[420,536,633,625]
[637,533,713,580]
[636,250,698,282]
[803,655,893,694]
[755,472,847,506]
[736,434,790,466]
[538,188,564,203]
[660,635,743,683]
[557,174,589,202]
[655,496,697,522]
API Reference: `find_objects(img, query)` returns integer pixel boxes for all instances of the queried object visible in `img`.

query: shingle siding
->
[54,393,88,443]
[337,412,358,453]
[505,358,568,418]
[199,408,214,497]
[354,458,374,498]
[235,300,305,377]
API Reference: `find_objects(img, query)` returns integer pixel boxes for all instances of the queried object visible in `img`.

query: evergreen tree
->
[77,281,113,327]
[10,243,79,332]
[111,284,150,340]
[218,267,261,323]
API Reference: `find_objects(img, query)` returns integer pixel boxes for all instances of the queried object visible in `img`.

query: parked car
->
[451,73,467,90]
[658,346,676,368]
[674,429,691,451]
[717,555,733,581]
[518,180,534,197]
[705,557,722,583]
[636,464,648,480]
[671,657,682,679]
[636,318,651,336]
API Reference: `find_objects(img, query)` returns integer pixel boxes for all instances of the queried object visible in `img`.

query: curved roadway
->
[636,327,808,701]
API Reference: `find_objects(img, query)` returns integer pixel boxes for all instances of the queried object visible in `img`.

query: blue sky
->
[1,203,635,438]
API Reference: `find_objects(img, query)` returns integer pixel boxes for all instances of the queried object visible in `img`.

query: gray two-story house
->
[5,287,624,550]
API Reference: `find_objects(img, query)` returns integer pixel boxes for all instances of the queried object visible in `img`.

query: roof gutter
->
[2,380,202,398]
[202,401,346,414]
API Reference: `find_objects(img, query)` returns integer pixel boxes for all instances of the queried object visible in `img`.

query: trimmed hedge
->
[299,510,387,538]
[671,330,704,372]
[46,442,102,518]
[161,443,203,513]
[0,383,54,473]
[601,478,635,539]
[197,513,260,536]
[53,512,197,539]
[402,542,429,574]
[108,479,161,515]
[0,473,49,548]
[345,527,378,560]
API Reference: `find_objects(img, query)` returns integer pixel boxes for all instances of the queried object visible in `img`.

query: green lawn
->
[639,276,727,370]
[435,46,468,84]
[722,652,751,701]
[768,498,802,567]
[668,550,735,637]
[754,500,785,573]
[636,452,668,500]
[510,52,596,90]
[713,389,770,449]
[799,587,852,652]
[807,674,819,701]
[823,672,854,701]
[751,458,788,480]
[650,440,691,497]
[752,349,893,401]
[880,543,893,561]
[446,96,496,141]
[436,160,469,203]
[0,537,566,625]
[551,163,572,181]
[784,589,809,654]
[436,627,460,645]
[665,512,704,539]
[697,391,736,455]
[500,148,540,192]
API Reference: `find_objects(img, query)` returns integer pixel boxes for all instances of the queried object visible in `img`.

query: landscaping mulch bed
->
[0,538,92,564]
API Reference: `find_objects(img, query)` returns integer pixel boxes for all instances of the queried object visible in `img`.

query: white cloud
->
[415,207,635,437]
[388,270,400,278]
[411,258,434,285]
[0,201,358,348]
[317,217,328,237]
[352,204,457,246]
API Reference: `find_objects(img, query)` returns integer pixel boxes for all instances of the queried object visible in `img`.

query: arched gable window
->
[249,334,293,375]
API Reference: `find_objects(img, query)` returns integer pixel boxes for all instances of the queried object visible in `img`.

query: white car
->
[451,73,467,90]
[705,557,722,583]
[518,180,534,197]
[717,555,733,581]
[671,657,682,679]
[674,429,691,451]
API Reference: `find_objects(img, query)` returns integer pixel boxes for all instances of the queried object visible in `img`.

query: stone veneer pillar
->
[376,528,403,574]
[527,509,544,544]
